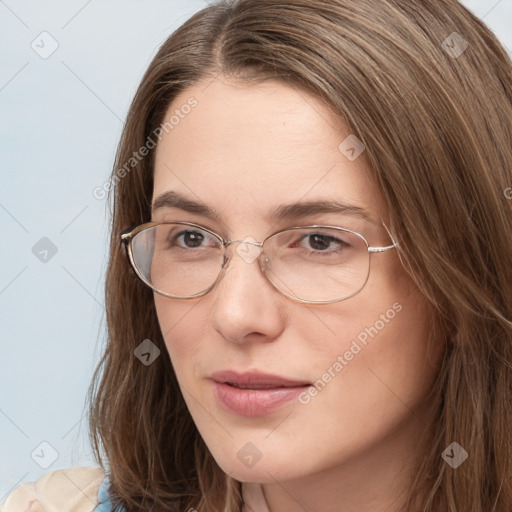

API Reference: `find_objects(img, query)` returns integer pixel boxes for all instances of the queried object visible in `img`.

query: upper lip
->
[211,370,311,388]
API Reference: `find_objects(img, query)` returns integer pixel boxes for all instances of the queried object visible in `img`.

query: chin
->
[210,448,306,484]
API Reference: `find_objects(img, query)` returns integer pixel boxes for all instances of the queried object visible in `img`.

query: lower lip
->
[213,381,309,416]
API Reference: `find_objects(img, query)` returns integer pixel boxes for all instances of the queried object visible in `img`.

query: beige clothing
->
[240,481,271,512]
[1,467,270,512]
[1,467,105,512]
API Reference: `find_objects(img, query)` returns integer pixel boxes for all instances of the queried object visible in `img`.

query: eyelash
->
[168,229,351,255]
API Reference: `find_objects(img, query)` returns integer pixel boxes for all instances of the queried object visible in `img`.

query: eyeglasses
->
[121,221,398,304]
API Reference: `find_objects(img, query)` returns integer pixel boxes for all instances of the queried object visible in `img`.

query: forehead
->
[152,75,387,230]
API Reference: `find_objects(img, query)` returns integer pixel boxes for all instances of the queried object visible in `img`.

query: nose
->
[209,239,284,345]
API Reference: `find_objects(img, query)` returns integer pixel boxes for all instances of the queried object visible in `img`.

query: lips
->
[210,369,311,389]
[226,383,284,389]
[210,370,312,416]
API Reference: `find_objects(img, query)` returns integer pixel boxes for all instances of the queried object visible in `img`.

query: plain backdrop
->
[1,0,511,501]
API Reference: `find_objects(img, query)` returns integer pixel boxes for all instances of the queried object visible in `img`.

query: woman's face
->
[151,75,444,491]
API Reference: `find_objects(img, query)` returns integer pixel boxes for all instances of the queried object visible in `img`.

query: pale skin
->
[151,74,446,512]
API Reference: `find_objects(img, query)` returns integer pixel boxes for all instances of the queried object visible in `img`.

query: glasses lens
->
[261,227,370,302]
[129,224,370,302]
[130,224,224,297]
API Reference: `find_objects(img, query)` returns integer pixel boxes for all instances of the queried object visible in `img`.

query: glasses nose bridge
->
[220,238,269,274]
[224,238,264,248]
[222,237,266,261]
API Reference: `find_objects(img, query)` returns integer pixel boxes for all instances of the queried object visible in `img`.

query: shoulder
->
[1,466,107,512]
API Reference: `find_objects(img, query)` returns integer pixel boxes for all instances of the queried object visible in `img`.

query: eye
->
[165,227,220,250]
[297,232,352,254]
[174,230,206,248]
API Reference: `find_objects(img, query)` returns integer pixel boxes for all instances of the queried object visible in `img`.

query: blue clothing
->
[93,477,127,512]
[92,475,268,511]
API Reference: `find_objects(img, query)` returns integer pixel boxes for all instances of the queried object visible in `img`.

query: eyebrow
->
[151,191,375,224]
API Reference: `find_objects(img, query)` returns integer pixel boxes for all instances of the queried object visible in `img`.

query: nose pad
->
[222,244,271,278]
[260,253,272,272]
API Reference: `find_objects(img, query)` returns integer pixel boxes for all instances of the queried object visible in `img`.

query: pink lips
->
[211,370,311,416]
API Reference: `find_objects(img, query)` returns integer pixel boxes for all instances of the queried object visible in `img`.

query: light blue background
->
[1,0,511,501]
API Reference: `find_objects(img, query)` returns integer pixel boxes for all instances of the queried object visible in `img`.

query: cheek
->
[360,299,441,419]
[351,276,442,391]
[291,294,443,462]
[308,262,443,407]
[153,295,205,379]
[362,297,440,389]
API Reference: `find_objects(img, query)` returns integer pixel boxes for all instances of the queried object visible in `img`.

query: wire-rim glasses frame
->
[121,220,399,305]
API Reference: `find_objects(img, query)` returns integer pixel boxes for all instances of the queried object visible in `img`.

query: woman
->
[3,0,511,511]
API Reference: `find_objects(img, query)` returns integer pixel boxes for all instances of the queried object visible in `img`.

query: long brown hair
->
[87,1,512,510]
